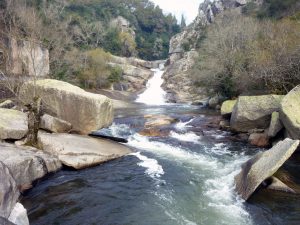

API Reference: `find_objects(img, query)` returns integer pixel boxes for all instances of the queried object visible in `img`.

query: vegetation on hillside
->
[190,3,300,98]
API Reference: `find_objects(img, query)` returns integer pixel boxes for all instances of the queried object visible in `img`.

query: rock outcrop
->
[268,112,283,138]
[40,114,72,133]
[38,132,132,170]
[0,143,62,190]
[280,85,300,139]
[235,138,299,200]
[230,95,283,132]
[0,109,28,140]
[20,79,113,134]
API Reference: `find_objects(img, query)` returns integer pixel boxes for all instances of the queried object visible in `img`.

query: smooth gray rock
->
[38,132,132,170]
[0,100,15,109]
[235,138,299,200]
[0,162,19,219]
[0,143,62,190]
[230,95,284,132]
[40,114,72,133]
[0,109,28,140]
[268,112,283,138]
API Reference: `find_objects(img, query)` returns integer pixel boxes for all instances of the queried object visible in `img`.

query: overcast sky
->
[151,0,203,24]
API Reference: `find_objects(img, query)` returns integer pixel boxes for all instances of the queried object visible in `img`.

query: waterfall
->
[135,66,167,105]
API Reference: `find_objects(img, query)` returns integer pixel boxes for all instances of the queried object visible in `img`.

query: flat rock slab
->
[0,109,28,140]
[0,143,62,190]
[38,132,132,170]
[235,138,299,200]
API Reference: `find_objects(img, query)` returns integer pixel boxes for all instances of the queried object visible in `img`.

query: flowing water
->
[22,68,300,225]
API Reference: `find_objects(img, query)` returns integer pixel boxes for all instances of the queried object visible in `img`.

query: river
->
[22,68,300,225]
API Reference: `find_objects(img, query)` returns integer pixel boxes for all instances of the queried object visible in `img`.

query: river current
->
[22,68,300,225]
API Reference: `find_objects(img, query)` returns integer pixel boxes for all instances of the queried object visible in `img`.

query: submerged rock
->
[40,114,72,133]
[221,100,237,118]
[230,95,283,132]
[280,85,300,139]
[20,79,113,134]
[0,143,62,190]
[144,114,177,128]
[0,109,28,140]
[38,132,132,170]
[235,138,299,200]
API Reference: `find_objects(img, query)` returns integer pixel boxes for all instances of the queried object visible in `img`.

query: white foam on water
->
[209,142,231,155]
[135,68,167,105]
[130,152,164,179]
[170,131,201,143]
[175,119,194,131]
[128,134,219,170]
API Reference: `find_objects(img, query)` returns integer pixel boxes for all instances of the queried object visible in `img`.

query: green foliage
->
[257,0,299,19]
[242,2,258,16]
[181,41,191,52]
[108,66,123,83]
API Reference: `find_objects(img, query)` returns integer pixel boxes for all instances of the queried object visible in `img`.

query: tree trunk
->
[25,97,42,147]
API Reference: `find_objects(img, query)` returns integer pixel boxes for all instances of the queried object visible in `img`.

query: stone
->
[221,100,237,118]
[268,112,283,138]
[219,120,230,130]
[234,138,299,200]
[208,95,223,109]
[0,109,28,140]
[8,203,29,225]
[0,143,62,190]
[0,100,14,109]
[0,161,19,219]
[230,95,284,132]
[248,133,269,147]
[20,79,113,134]
[144,115,177,128]
[38,132,132,170]
[40,114,72,133]
[139,128,170,137]
[266,177,296,194]
[0,217,15,225]
[280,85,300,139]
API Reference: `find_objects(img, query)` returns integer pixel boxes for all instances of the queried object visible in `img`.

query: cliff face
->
[163,0,261,103]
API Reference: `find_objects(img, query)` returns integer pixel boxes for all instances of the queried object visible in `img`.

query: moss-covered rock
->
[280,85,300,139]
[221,100,237,118]
[230,95,284,132]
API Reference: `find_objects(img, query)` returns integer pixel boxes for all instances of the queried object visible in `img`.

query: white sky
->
[151,0,203,24]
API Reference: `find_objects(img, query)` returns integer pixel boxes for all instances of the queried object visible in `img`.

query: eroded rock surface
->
[40,114,72,133]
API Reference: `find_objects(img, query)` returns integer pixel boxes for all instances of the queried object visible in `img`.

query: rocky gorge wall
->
[162,0,262,103]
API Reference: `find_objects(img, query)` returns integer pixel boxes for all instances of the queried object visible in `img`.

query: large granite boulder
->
[230,95,283,132]
[40,114,72,133]
[38,132,132,170]
[20,79,113,134]
[0,109,28,140]
[235,138,299,200]
[0,143,62,190]
[221,100,237,118]
[280,85,300,139]
[0,162,19,219]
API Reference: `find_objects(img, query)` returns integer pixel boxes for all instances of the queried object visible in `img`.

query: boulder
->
[0,109,28,140]
[139,128,170,137]
[248,133,269,147]
[268,112,283,138]
[20,79,113,134]
[144,115,177,128]
[8,203,29,225]
[280,85,300,139]
[0,217,15,225]
[230,95,283,132]
[221,100,237,118]
[235,138,299,200]
[0,100,14,109]
[38,132,132,170]
[208,95,224,109]
[40,114,72,133]
[0,143,62,190]
[0,161,19,219]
